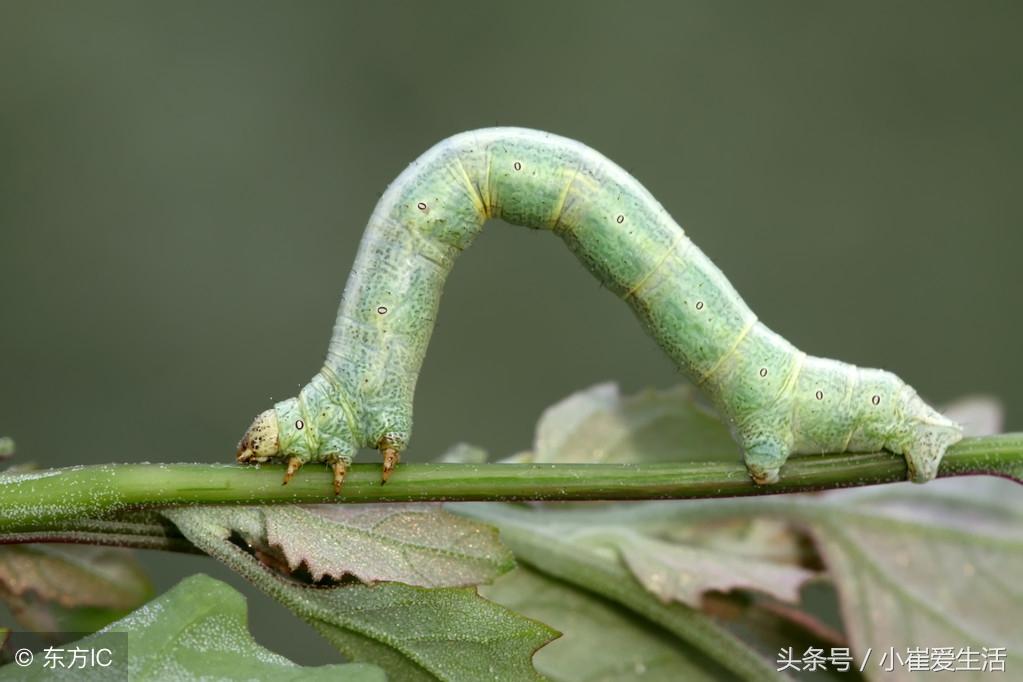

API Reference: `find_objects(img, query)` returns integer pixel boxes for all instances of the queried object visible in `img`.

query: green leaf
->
[0,546,152,637]
[522,383,739,464]
[434,442,489,464]
[942,397,1003,438]
[615,530,816,608]
[530,383,621,461]
[791,478,1022,680]
[164,503,512,587]
[164,506,557,681]
[266,504,515,585]
[477,386,1022,680]
[482,566,728,682]
[304,582,557,682]
[455,503,786,681]
[0,573,383,681]
[533,476,1023,681]
[656,515,807,566]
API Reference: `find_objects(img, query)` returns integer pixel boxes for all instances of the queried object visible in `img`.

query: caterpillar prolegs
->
[236,128,962,493]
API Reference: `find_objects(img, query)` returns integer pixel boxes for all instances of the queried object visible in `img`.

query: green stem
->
[0,511,202,551]
[0,530,203,553]
[0,434,1019,535]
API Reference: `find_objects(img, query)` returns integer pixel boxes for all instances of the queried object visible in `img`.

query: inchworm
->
[236,128,961,493]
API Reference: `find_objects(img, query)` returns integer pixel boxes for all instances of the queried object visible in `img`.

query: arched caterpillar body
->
[237,128,962,492]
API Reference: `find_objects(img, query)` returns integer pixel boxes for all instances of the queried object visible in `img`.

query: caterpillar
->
[236,128,962,493]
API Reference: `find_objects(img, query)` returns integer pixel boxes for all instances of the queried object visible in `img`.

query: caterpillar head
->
[236,409,280,463]
[889,390,963,483]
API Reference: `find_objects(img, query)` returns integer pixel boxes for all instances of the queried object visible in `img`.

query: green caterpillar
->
[237,128,962,492]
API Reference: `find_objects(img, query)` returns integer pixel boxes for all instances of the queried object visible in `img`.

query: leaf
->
[791,478,1023,681]
[303,582,557,682]
[497,384,1022,680]
[0,573,384,681]
[942,397,1003,437]
[698,587,852,673]
[0,546,152,637]
[266,504,515,585]
[658,516,809,567]
[434,442,489,464]
[171,503,512,587]
[615,530,817,608]
[522,477,1023,682]
[455,503,787,681]
[164,506,556,681]
[525,383,739,464]
[482,566,726,682]
[531,383,621,461]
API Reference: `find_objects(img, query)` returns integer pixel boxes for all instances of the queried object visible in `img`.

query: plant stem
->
[0,434,1019,535]
[0,530,204,553]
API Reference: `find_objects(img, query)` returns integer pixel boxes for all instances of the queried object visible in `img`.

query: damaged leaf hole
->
[226,529,361,587]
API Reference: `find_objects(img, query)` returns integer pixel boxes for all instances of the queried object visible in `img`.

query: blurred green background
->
[1,0,1019,665]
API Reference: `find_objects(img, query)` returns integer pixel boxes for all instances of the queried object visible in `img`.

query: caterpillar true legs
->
[236,128,962,491]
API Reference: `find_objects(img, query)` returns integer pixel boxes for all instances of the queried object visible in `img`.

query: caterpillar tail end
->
[892,392,965,483]
[749,467,781,486]
[904,415,964,484]
[743,441,786,486]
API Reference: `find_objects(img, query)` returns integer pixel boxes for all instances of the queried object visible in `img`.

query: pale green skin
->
[240,128,962,484]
